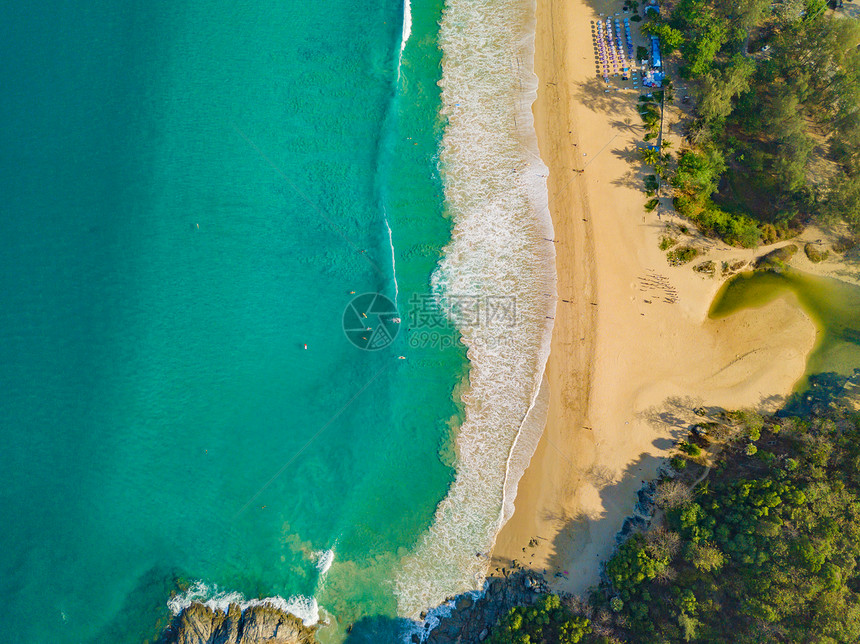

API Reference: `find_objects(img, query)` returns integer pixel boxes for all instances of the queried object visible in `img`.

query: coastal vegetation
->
[666,246,699,266]
[485,381,860,643]
[645,0,860,247]
[594,387,860,643]
[488,594,592,644]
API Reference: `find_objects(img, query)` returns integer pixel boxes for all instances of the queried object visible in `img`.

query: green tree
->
[689,541,725,572]
[644,21,686,52]
[640,147,660,166]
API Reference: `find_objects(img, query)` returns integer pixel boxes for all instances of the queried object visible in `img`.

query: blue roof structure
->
[650,35,662,68]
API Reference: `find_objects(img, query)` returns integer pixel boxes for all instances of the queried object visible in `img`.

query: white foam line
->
[393,0,556,618]
[397,0,413,80]
[401,0,413,53]
[167,580,320,627]
[384,214,400,301]
[313,547,335,576]
[500,372,550,526]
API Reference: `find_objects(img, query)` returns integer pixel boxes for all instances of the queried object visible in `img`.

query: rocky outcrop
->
[422,571,548,644]
[164,603,317,644]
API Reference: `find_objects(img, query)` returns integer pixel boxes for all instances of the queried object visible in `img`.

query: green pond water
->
[709,268,860,389]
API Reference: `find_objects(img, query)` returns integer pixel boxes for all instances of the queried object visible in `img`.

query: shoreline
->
[492,0,820,593]
[393,0,557,616]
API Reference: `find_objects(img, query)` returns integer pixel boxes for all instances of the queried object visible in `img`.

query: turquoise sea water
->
[0,1,463,641]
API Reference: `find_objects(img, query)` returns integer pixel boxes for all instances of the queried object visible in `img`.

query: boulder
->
[456,595,474,611]
[165,602,317,644]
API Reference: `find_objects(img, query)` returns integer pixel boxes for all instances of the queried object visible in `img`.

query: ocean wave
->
[402,0,413,53]
[313,548,335,576]
[398,0,413,79]
[384,213,400,300]
[167,580,321,627]
[394,0,556,618]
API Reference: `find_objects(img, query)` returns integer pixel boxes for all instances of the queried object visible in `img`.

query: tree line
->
[642,0,860,246]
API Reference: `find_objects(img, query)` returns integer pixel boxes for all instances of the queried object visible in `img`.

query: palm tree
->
[640,147,659,166]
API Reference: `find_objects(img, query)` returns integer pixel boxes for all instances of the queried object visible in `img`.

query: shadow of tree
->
[575,76,634,118]
[343,615,418,644]
[781,369,860,418]
[609,145,650,191]
[638,395,706,435]
[610,117,641,134]
[610,146,640,164]
[540,449,667,591]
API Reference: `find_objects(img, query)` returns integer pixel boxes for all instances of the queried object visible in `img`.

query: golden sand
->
[492,0,817,593]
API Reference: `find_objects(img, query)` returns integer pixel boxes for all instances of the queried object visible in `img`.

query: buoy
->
[303,344,308,350]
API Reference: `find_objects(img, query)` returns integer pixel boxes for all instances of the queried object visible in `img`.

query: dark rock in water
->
[165,602,317,644]
[423,572,541,644]
[456,595,474,611]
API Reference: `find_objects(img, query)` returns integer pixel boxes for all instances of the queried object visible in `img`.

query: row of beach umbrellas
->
[593,18,635,82]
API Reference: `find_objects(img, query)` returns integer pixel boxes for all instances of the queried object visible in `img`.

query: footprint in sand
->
[636,270,679,304]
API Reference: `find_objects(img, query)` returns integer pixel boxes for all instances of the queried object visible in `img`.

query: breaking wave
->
[394,0,555,617]
[167,580,321,627]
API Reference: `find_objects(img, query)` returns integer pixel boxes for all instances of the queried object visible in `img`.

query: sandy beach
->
[492,0,819,592]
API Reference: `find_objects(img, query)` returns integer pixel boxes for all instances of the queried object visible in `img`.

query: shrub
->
[760,223,795,245]
[645,198,660,212]
[745,443,758,456]
[804,243,830,263]
[671,456,688,470]
[832,237,856,253]
[754,244,798,270]
[693,260,716,275]
[659,235,677,251]
[679,441,702,457]
[667,246,700,266]
[757,450,776,463]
